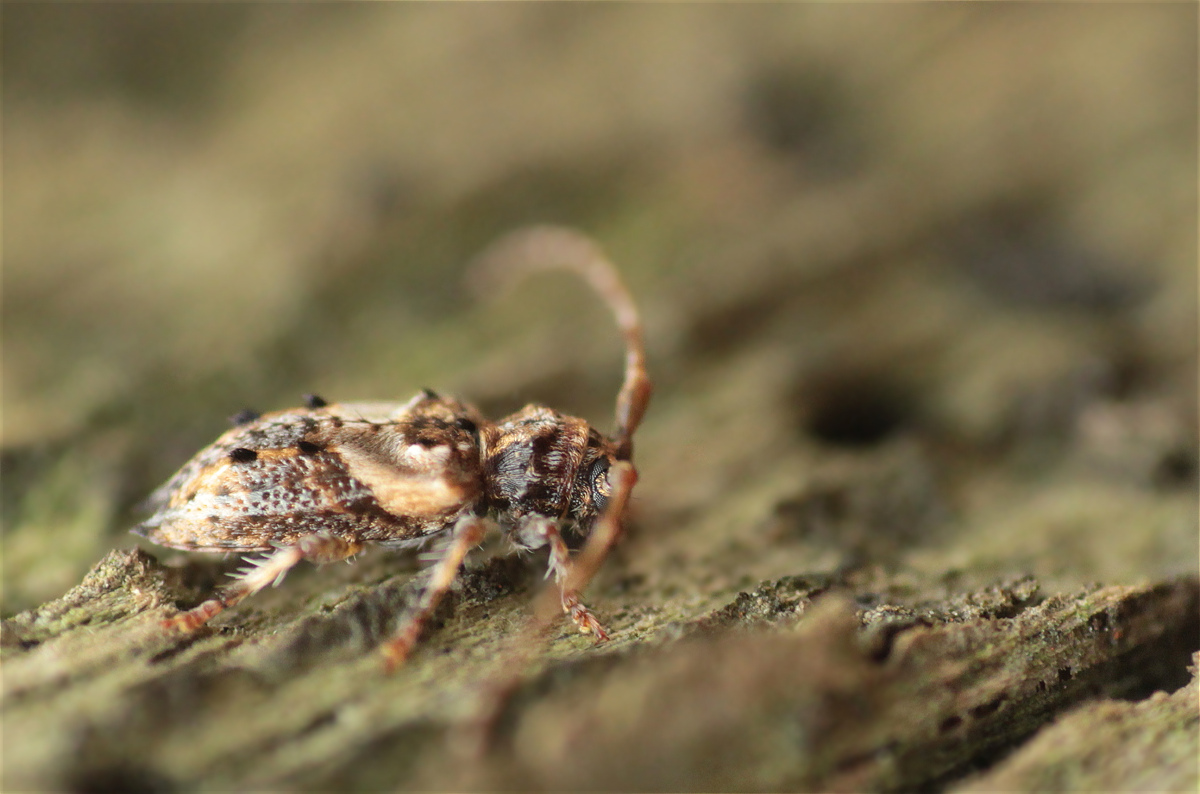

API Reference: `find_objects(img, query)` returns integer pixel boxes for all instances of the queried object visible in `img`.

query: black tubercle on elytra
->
[303,394,328,409]
[296,440,323,455]
[229,409,261,427]
[228,447,259,463]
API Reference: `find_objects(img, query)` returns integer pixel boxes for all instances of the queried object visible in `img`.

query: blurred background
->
[4,4,1197,617]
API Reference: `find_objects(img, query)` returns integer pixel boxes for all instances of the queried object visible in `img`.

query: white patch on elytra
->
[406,444,451,463]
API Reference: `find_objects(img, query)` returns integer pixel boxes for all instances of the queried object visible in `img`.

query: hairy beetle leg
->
[163,534,362,634]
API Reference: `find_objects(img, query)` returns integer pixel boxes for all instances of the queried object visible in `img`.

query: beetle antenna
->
[469,226,651,456]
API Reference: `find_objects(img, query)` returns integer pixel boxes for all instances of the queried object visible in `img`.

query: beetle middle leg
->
[380,514,490,671]
[164,533,363,633]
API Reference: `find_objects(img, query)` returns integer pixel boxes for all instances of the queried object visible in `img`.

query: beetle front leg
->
[513,517,608,640]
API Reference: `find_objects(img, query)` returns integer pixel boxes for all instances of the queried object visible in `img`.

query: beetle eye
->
[589,457,612,510]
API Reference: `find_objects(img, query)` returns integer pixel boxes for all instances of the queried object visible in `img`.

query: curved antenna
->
[469,226,652,455]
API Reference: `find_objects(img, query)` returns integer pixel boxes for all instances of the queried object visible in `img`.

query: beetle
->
[135,226,651,668]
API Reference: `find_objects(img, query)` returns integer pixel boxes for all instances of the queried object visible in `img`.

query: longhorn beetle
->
[135,226,651,668]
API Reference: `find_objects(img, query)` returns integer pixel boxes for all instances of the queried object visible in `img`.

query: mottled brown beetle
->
[135,227,650,668]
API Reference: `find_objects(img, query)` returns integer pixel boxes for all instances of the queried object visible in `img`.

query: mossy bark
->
[4,5,1196,792]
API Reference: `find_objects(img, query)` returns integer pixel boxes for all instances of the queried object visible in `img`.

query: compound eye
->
[589,456,613,511]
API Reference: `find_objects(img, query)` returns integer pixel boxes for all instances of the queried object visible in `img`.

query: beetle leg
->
[163,533,363,633]
[513,517,608,640]
[381,514,490,671]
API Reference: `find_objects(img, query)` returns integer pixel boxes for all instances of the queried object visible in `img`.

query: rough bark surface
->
[4,6,1197,792]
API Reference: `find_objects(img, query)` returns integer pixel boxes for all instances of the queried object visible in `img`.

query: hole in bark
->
[798,371,912,447]
[741,65,866,178]
[1057,666,1072,682]
[1154,447,1197,489]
